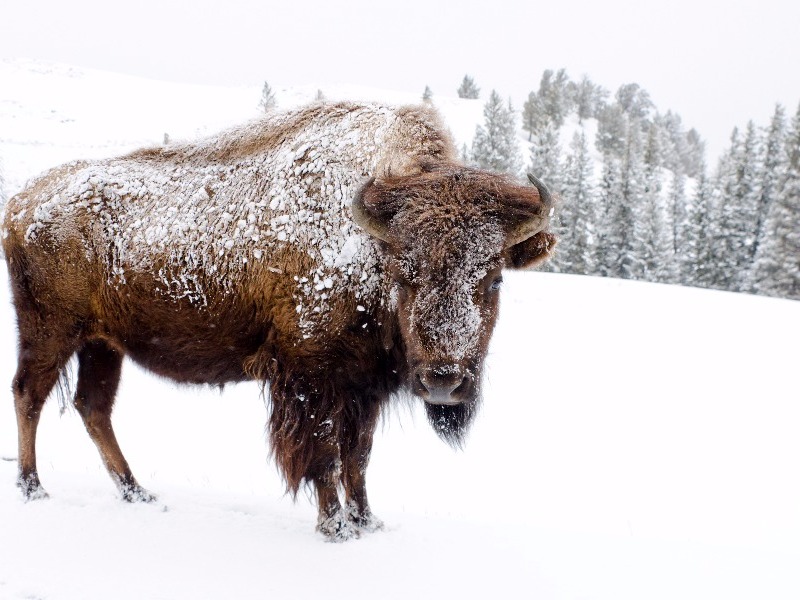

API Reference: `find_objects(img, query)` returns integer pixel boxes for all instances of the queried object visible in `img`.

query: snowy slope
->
[0,59,483,198]
[1,60,799,600]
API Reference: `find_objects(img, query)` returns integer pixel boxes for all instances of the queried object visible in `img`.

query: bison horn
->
[527,173,554,209]
[350,178,393,243]
[505,174,554,248]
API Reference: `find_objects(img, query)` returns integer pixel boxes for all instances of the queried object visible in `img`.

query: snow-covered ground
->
[1,60,799,600]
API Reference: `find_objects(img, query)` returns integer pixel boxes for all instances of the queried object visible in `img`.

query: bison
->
[2,101,555,540]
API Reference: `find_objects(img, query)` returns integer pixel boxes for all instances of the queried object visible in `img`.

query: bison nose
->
[415,368,472,405]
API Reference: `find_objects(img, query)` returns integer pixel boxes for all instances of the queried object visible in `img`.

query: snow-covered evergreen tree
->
[632,125,675,282]
[683,128,706,178]
[529,121,562,192]
[714,122,761,291]
[521,91,545,142]
[422,85,433,102]
[457,75,480,99]
[615,83,654,120]
[750,105,787,263]
[668,170,688,253]
[571,75,608,123]
[259,81,277,112]
[751,102,800,299]
[619,120,648,280]
[537,68,573,128]
[682,166,716,288]
[655,111,685,174]
[553,131,596,274]
[643,121,663,169]
[471,91,522,175]
[594,154,626,278]
[596,104,628,158]
[522,69,578,142]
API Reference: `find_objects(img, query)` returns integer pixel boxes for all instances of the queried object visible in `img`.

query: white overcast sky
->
[1,0,799,159]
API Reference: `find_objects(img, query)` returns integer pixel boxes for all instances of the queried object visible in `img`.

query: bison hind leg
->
[74,340,155,503]
[17,472,50,501]
[12,322,80,501]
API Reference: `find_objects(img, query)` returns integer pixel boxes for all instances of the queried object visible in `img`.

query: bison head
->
[352,164,556,445]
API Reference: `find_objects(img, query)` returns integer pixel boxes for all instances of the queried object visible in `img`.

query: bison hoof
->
[346,502,384,533]
[120,483,157,503]
[355,512,384,533]
[18,474,49,501]
[317,509,360,542]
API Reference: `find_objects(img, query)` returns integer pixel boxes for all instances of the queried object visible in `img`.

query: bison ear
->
[351,178,394,243]
[504,173,557,269]
[507,231,557,270]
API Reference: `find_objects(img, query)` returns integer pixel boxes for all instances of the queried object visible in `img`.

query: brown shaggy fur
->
[2,101,555,540]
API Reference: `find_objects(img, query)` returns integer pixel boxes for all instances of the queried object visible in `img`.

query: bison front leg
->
[311,447,360,542]
[341,396,384,533]
[269,380,359,542]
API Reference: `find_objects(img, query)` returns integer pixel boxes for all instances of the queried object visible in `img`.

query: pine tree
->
[537,69,573,128]
[632,125,675,283]
[594,154,626,278]
[634,184,675,283]
[751,102,800,299]
[643,121,663,169]
[259,81,277,112]
[683,128,706,178]
[667,170,688,281]
[571,75,608,123]
[555,131,596,274]
[471,91,522,175]
[422,85,433,102]
[521,91,545,142]
[751,105,787,262]
[715,122,761,291]
[315,89,326,101]
[619,119,647,280]
[596,104,628,157]
[615,83,654,120]
[655,111,685,174]
[682,165,716,288]
[529,121,562,192]
[457,75,480,99]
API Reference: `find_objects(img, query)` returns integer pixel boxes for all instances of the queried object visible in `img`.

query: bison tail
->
[53,356,77,416]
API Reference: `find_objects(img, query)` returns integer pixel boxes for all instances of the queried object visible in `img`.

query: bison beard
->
[425,397,480,448]
[2,101,555,541]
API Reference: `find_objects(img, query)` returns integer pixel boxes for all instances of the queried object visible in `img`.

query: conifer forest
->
[463,69,799,301]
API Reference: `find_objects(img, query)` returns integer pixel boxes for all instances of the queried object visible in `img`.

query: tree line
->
[452,70,799,302]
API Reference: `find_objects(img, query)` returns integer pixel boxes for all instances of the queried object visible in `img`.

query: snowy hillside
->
[0,58,483,197]
[1,60,799,600]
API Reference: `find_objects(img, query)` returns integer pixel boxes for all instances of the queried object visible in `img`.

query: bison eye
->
[489,276,503,292]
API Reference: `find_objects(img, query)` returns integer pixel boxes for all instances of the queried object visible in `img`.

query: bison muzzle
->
[2,101,555,541]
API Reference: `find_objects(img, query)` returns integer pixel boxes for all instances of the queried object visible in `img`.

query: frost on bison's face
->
[352,165,556,445]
